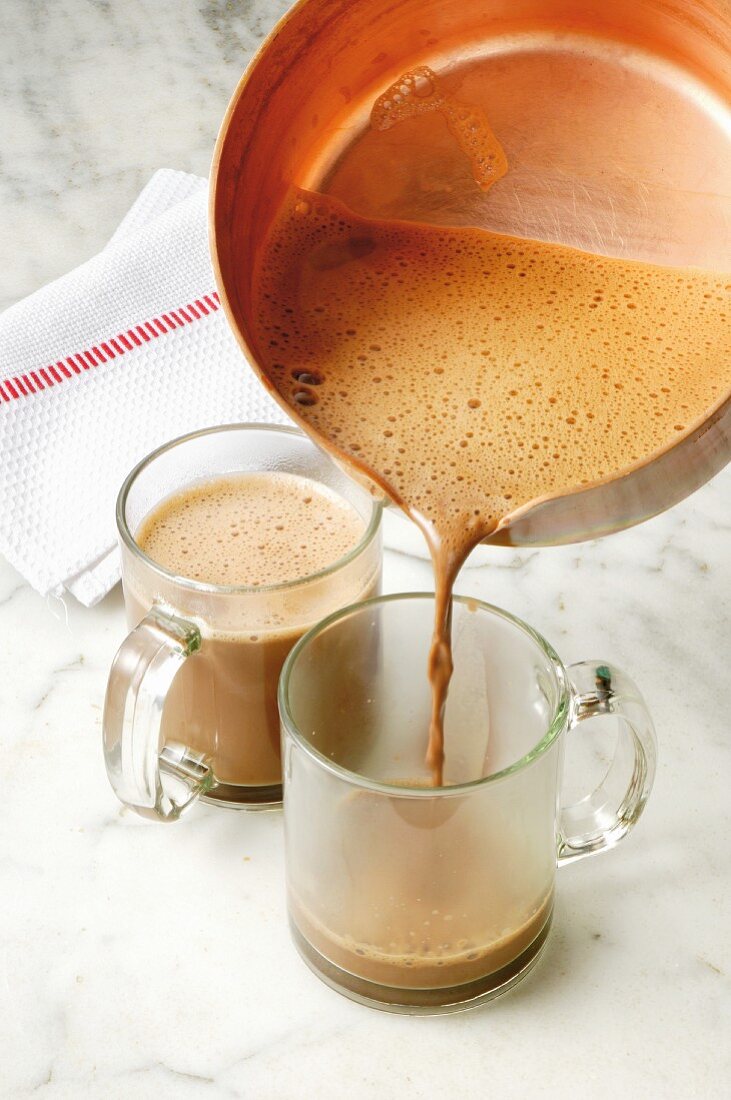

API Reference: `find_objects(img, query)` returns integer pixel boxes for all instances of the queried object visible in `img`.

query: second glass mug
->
[102,423,382,821]
[281,593,657,1013]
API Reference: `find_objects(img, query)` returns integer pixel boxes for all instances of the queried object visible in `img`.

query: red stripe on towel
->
[1,291,221,403]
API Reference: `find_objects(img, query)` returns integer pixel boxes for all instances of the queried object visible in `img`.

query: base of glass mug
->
[201,780,282,810]
[288,909,553,1015]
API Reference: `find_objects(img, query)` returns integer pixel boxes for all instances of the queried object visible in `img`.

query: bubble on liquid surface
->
[136,472,366,587]
[292,369,324,386]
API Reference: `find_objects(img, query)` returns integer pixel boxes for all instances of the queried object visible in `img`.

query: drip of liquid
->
[371,66,508,192]
[252,187,730,784]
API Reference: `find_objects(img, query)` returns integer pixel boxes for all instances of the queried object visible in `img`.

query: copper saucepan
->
[210,0,731,546]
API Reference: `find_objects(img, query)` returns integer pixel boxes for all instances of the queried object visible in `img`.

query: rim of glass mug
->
[116,422,384,596]
[279,591,571,795]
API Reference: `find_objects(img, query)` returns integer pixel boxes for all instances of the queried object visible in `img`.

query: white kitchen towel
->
[0,169,432,607]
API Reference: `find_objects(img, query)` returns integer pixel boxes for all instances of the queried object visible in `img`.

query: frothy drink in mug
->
[124,470,379,798]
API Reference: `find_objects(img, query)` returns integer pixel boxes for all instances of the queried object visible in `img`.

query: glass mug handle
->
[558,660,657,863]
[102,605,215,821]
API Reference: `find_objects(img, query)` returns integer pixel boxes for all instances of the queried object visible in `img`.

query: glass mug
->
[280,593,657,1013]
[103,423,382,821]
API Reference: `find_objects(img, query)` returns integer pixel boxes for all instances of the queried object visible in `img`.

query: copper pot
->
[211,0,730,546]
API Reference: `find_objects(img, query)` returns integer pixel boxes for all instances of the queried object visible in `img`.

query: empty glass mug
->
[103,423,382,821]
[281,593,656,1013]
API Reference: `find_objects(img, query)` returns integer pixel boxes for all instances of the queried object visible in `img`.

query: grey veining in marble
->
[0,0,291,312]
[1,1,730,1098]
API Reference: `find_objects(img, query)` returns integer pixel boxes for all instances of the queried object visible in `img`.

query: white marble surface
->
[1,2,730,1097]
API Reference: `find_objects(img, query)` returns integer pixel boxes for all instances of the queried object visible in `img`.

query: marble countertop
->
[1,2,729,1097]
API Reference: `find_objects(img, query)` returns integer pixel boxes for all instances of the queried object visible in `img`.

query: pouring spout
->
[482,392,731,547]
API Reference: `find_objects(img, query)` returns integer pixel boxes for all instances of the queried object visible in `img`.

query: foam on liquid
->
[252,189,730,781]
[136,471,366,587]
[255,192,729,544]
[371,66,508,191]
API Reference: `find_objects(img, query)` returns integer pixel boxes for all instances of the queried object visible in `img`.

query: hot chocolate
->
[252,190,730,780]
[290,883,553,997]
[130,471,375,791]
[136,471,365,587]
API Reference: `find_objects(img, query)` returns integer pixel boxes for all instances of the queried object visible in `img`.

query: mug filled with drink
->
[281,593,657,1013]
[102,423,382,820]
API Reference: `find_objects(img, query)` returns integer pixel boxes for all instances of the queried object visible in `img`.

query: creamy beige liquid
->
[137,471,366,585]
[252,189,731,783]
[132,472,372,793]
[291,887,553,994]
